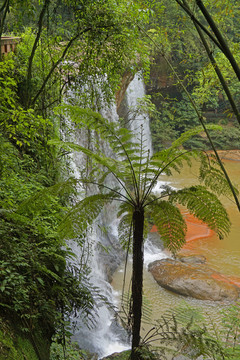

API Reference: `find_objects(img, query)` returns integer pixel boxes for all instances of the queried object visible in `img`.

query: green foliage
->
[145,0,240,152]
[0,57,53,148]
[142,302,240,360]
[198,152,239,197]
[2,0,151,112]
[0,103,94,353]
[0,200,94,330]
[169,185,230,240]
[149,200,186,254]
[0,315,46,360]
[50,339,87,360]
[58,192,117,241]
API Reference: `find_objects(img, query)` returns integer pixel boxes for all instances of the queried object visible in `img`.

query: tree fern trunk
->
[131,207,144,360]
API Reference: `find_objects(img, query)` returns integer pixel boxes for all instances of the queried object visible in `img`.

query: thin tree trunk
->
[181,0,240,125]
[131,208,144,360]
[25,0,50,108]
[196,0,240,82]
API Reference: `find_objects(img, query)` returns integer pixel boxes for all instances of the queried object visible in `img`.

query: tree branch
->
[196,0,240,82]
[174,0,223,52]
[30,29,91,107]
[26,0,51,108]
[181,0,240,125]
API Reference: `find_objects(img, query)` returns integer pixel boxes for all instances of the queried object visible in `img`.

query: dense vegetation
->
[145,0,240,151]
[0,0,239,359]
[0,0,150,358]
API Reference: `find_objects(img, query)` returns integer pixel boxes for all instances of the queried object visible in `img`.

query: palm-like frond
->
[149,125,221,180]
[55,105,154,202]
[169,185,231,240]
[147,201,187,255]
[49,139,137,203]
[199,153,239,197]
[170,125,222,149]
[16,177,78,215]
[118,210,134,251]
[58,192,118,241]
[56,105,142,162]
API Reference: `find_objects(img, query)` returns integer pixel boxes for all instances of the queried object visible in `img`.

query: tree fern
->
[49,104,234,358]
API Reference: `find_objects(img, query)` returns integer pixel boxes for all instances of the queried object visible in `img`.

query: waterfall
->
[62,100,129,357]
[124,73,153,155]
[63,73,164,357]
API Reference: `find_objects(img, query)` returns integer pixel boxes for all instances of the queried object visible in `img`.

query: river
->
[111,155,240,340]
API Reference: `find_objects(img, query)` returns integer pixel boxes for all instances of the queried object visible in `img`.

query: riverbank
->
[208,149,240,161]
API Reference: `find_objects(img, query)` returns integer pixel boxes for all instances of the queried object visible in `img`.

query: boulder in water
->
[176,253,206,264]
[148,258,240,301]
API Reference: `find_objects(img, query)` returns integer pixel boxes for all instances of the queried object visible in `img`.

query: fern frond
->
[164,303,206,328]
[149,124,222,182]
[16,177,78,215]
[49,139,136,203]
[55,105,141,161]
[118,210,134,251]
[220,302,240,355]
[148,201,187,255]
[148,149,199,200]
[170,124,222,149]
[58,193,117,241]
[55,105,155,202]
[169,185,231,240]
[199,153,239,197]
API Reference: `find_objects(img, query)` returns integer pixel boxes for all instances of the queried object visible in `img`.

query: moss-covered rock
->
[0,315,51,360]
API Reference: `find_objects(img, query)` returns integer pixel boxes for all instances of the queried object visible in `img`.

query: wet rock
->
[176,254,206,264]
[116,71,134,110]
[148,231,164,249]
[148,259,240,301]
[172,356,205,360]
[99,242,125,283]
[100,350,130,360]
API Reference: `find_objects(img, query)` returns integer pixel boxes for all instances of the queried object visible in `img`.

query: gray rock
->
[148,231,164,249]
[176,254,206,264]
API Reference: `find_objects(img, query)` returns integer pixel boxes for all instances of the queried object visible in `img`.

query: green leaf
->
[148,200,187,255]
[169,185,231,240]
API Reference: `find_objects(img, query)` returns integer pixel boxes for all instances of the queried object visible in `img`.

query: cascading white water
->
[123,73,168,266]
[63,73,166,357]
[61,101,130,357]
[125,73,153,155]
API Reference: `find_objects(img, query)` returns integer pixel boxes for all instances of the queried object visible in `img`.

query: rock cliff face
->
[148,257,240,301]
[115,71,134,111]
